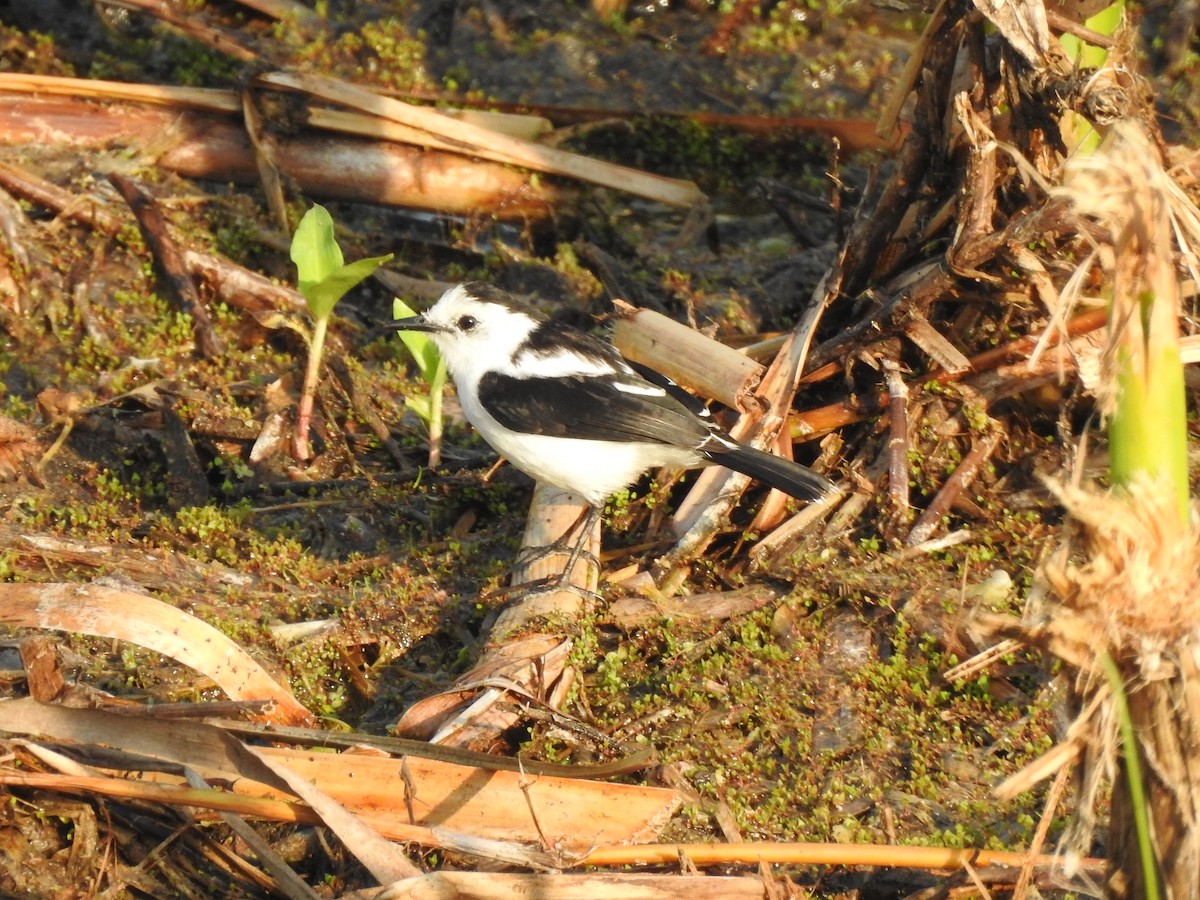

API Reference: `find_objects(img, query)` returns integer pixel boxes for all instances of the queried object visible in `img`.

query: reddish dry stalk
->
[107,173,225,359]
[906,430,1002,546]
[790,307,1109,442]
[882,357,911,521]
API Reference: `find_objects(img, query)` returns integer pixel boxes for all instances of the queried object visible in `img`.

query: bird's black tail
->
[707,442,835,502]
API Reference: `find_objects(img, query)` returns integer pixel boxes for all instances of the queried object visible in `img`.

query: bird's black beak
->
[389,316,446,333]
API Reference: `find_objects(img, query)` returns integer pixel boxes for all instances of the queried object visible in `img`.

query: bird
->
[392,282,834,580]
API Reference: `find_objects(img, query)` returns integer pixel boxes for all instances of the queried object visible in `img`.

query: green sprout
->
[393,297,447,467]
[289,204,392,460]
[1058,0,1125,155]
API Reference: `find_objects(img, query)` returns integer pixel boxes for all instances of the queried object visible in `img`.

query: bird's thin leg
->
[552,503,603,590]
[512,503,601,575]
[507,503,602,601]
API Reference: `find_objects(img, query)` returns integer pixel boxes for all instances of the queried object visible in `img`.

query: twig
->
[961,858,995,900]
[106,174,225,358]
[327,357,410,470]
[1012,762,1071,900]
[1045,9,1118,48]
[241,88,291,232]
[33,415,75,484]
[180,767,320,900]
[877,0,950,140]
[105,0,259,61]
[943,639,1023,684]
[882,357,910,522]
[906,429,1003,546]
[399,757,417,826]
[516,759,556,853]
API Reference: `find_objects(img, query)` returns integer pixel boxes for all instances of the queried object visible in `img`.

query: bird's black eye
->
[456,315,478,332]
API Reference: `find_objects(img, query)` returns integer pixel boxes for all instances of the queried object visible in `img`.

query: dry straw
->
[995,123,1200,898]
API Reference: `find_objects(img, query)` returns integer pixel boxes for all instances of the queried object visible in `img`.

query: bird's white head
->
[398,283,542,383]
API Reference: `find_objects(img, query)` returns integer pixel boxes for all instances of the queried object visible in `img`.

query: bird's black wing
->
[479,370,837,502]
[478,371,712,447]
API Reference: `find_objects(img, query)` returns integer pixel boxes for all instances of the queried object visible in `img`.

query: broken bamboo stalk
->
[610,299,765,412]
[501,482,599,625]
[0,96,566,219]
[256,70,707,209]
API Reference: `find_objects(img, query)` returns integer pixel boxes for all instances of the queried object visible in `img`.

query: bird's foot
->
[505,574,604,606]
[512,540,601,576]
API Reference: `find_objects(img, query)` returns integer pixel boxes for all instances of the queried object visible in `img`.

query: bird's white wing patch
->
[510,348,617,378]
[612,381,668,397]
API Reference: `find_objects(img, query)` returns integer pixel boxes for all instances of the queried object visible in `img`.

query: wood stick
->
[610,299,764,412]
[0,159,306,316]
[0,96,565,219]
[107,173,225,358]
[240,88,291,232]
[906,429,1003,546]
[113,0,259,61]
[0,73,553,142]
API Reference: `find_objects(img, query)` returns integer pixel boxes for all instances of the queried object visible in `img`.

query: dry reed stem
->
[1000,123,1200,897]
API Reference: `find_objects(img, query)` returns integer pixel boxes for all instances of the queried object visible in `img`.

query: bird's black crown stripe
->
[459,282,538,315]
[517,319,623,369]
[459,282,622,371]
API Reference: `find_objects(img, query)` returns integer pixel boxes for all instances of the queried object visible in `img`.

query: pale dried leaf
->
[0,583,313,725]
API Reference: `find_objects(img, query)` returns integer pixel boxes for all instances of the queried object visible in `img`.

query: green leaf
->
[1060,0,1123,68]
[405,395,432,421]
[393,298,442,381]
[304,253,393,320]
[290,205,343,297]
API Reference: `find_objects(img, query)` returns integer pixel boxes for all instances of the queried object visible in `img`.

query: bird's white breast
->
[457,384,700,505]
